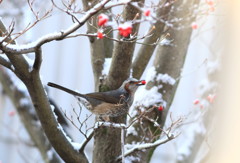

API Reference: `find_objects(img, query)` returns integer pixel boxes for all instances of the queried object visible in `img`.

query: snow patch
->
[71,142,82,151]
[125,156,140,163]
[47,149,53,160]
[57,124,84,151]
[102,58,112,75]
[160,38,173,46]
[19,98,30,106]
[145,67,176,85]
[207,60,220,74]
[134,86,163,108]
[157,73,176,85]
[127,126,138,136]
[145,66,157,82]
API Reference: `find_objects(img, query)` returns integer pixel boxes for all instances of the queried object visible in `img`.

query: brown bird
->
[47,78,146,118]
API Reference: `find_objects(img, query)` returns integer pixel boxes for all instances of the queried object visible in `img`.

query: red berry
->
[158,105,164,111]
[118,23,132,37]
[144,9,151,16]
[206,0,214,6]
[8,111,16,117]
[207,94,216,103]
[193,99,200,105]
[98,14,109,26]
[97,32,104,39]
[191,22,198,29]
[141,80,146,85]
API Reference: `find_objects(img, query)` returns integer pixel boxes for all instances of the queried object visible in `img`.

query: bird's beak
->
[136,80,146,86]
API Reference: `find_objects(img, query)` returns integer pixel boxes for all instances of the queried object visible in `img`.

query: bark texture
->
[0,20,61,163]
[0,69,61,163]
[132,0,173,79]
[82,0,113,90]
[126,0,199,162]
[93,1,144,163]
[0,20,88,163]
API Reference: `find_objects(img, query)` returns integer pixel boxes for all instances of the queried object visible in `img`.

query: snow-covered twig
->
[94,121,127,129]
[94,106,156,130]
[116,134,177,161]
[0,20,14,44]
[0,0,111,54]
[6,2,53,46]
[103,0,131,10]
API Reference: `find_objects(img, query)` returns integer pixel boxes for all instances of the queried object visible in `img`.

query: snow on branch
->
[95,121,127,129]
[0,0,112,54]
[116,134,177,161]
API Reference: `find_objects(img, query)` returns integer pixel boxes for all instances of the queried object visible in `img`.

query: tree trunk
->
[126,0,200,162]
[93,1,144,163]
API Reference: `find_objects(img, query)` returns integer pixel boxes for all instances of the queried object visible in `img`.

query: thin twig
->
[79,130,94,152]
[0,0,111,54]
[116,134,177,162]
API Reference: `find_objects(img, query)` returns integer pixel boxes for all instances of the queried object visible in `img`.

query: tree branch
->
[82,0,106,90]
[0,20,30,79]
[121,134,176,160]
[132,0,173,79]
[79,130,94,152]
[0,68,61,163]
[32,47,42,72]
[0,56,13,70]
[0,0,111,55]
[126,0,200,162]
[0,16,88,162]
[107,0,144,88]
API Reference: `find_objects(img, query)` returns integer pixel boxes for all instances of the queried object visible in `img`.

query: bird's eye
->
[129,81,134,84]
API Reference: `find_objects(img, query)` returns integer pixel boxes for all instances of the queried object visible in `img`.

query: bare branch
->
[132,0,173,79]
[79,130,94,152]
[0,68,61,162]
[6,6,53,46]
[0,0,114,55]
[0,20,15,44]
[0,0,110,54]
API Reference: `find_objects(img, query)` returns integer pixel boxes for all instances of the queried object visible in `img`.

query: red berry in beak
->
[141,80,146,85]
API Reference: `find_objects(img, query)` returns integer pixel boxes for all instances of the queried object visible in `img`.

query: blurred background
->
[0,0,237,163]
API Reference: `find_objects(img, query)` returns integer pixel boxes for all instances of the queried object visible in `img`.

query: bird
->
[47,78,146,118]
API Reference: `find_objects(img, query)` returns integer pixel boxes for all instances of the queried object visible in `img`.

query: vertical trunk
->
[126,0,200,162]
[93,1,144,163]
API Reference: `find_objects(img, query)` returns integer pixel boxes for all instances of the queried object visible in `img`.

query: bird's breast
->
[92,102,129,117]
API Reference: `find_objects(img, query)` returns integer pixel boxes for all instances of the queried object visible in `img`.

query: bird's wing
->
[85,92,122,104]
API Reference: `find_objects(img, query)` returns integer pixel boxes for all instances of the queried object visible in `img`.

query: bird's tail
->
[47,82,85,98]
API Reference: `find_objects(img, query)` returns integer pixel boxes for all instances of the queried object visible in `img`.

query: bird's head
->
[121,78,146,94]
